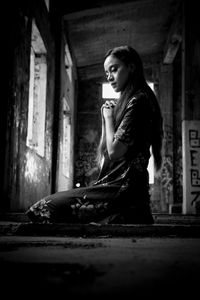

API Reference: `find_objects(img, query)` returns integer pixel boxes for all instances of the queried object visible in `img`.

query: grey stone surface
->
[0,235,200,298]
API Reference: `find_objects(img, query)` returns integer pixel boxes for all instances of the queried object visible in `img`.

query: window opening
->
[62,97,71,178]
[102,83,120,99]
[65,43,73,82]
[44,0,49,11]
[26,20,47,157]
[148,150,154,184]
[147,82,155,184]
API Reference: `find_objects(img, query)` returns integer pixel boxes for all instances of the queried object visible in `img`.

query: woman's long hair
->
[96,45,163,172]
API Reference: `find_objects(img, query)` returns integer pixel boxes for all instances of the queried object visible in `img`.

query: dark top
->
[92,87,155,199]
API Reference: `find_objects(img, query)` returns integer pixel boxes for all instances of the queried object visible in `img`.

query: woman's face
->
[104,54,132,92]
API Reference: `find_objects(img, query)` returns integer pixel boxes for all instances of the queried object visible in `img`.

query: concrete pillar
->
[159,64,173,212]
[182,1,200,214]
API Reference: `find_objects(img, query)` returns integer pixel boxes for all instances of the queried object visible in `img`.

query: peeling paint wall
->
[4,1,55,211]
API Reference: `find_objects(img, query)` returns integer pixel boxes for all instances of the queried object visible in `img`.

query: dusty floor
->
[1,235,200,298]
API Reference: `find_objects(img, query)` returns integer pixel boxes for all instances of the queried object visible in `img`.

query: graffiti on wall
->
[174,145,183,203]
[161,124,173,205]
[189,129,200,206]
[164,124,173,152]
[183,121,200,214]
[161,155,173,203]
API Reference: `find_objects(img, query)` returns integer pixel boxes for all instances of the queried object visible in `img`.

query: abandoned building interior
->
[1,0,200,297]
[2,0,199,217]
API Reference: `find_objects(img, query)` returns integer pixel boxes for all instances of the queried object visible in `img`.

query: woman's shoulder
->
[127,90,147,108]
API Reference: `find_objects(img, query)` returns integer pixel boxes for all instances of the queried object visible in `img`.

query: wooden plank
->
[163,10,182,64]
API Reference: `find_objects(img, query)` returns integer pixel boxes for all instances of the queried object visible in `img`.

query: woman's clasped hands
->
[102,100,116,118]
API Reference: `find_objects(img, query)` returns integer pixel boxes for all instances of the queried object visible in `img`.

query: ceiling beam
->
[163,8,182,64]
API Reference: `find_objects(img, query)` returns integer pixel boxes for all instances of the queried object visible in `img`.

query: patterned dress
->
[26,88,156,224]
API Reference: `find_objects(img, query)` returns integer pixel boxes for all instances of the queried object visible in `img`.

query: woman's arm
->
[103,101,127,160]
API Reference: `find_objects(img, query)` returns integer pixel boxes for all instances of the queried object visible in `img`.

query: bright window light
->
[147,81,155,184]
[147,81,154,91]
[26,20,47,157]
[147,153,154,184]
[102,83,120,99]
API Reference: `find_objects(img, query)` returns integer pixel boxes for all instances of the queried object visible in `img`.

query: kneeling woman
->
[26,45,163,224]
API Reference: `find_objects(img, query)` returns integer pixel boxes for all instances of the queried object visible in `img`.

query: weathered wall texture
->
[4,1,55,211]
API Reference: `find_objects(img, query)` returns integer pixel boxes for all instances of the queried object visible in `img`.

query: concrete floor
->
[1,235,200,298]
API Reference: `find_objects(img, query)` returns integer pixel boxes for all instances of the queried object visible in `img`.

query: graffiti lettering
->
[191,169,200,187]
[189,128,200,207]
[183,121,200,214]
[189,130,200,147]
[191,191,200,205]
[190,150,198,166]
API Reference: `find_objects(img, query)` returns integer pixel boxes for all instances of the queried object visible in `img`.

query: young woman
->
[26,45,163,224]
